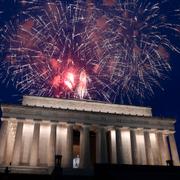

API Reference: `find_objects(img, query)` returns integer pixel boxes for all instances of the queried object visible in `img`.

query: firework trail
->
[95,0,180,103]
[0,0,179,104]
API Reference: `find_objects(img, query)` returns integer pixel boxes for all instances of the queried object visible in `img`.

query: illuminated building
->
[0,96,179,174]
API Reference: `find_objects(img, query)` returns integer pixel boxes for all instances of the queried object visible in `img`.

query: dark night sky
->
[0,0,180,154]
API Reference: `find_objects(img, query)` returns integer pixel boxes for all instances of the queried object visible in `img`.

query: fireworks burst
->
[0,0,179,104]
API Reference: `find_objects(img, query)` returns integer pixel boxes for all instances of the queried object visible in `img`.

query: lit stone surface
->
[150,132,161,165]
[29,123,40,166]
[144,131,154,165]
[0,121,9,164]
[12,122,23,165]
[120,129,132,164]
[0,96,179,175]
[5,120,17,165]
[64,124,73,168]
[130,129,138,164]
[22,96,152,117]
[110,129,117,163]
[136,130,147,165]
[39,124,51,166]
[169,133,180,166]
[48,124,56,166]
[163,134,170,163]
[21,122,34,164]
[56,125,68,167]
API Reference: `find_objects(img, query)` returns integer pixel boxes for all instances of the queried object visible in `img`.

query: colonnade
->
[0,119,179,169]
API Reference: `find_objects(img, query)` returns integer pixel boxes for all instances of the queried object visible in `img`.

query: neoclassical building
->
[0,96,179,174]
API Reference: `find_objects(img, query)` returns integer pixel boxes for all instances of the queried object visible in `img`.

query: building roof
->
[22,96,152,117]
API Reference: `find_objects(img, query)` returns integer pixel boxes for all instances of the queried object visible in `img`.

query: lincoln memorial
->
[0,96,179,174]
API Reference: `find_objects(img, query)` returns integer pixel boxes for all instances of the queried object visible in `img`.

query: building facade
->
[0,96,179,174]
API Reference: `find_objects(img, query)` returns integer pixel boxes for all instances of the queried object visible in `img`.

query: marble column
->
[130,128,138,164]
[136,129,147,165]
[64,124,73,168]
[169,132,180,166]
[56,124,68,167]
[21,122,34,165]
[4,121,17,165]
[38,123,51,166]
[79,125,91,168]
[155,132,163,165]
[56,125,62,157]
[109,129,117,164]
[149,131,160,165]
[48,124,56,166]
[96,126,108,164]
[30,123,40,166]
[0,120,8,164]
[12,121,23,165]
[120,128,132,164]
[144,130,154,165]
[157,131,168,165]
[116,128,123,164]
[163,133,170,162]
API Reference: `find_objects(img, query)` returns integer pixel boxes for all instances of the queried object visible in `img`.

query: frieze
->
[1,104,175,130]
